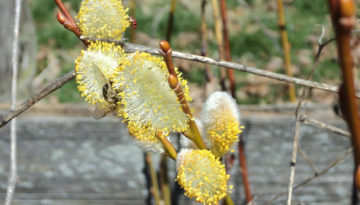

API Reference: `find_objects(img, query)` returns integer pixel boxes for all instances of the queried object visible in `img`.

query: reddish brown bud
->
[168,74,178,89]
[57,12,66,24]
[160,40,171,53]
[340,0,355,18]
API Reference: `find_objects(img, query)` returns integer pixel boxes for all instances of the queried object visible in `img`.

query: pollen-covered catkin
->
[200,91,242,157]
[113,52,191,135]
[75,41,126,105]
[176,149,230,205]
[77,0,130,41]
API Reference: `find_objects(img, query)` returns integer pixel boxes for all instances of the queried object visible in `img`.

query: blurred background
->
[0,0,359,204]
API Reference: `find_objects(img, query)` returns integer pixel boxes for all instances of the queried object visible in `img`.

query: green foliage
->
[183,68,206,86]
[134,3,201,38]
[314,58,341,81]
[292,0,328,15]
[230,29,279,66]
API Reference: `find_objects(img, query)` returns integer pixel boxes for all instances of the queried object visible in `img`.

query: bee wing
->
[93,103,112,119]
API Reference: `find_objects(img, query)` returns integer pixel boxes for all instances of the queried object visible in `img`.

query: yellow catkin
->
[207,108,242,157]
[113,52,190,135]
[77,0,130,41]
[201,92,242,157]
[75,41,126,105]
[176,149,230,205]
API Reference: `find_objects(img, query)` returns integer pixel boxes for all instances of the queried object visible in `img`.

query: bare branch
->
[299,114,350,138]
[0,70,75,128]
[298,147,320,174]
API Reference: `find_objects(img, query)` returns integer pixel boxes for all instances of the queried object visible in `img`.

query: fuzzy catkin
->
[75,41,126,105]
[77,0,130,41]
[200,91,242,157]
[113,52,191,135]
[176,149,230,205]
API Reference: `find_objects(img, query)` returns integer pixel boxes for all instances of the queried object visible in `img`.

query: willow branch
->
[155,132,177,161]
[220,0,236,98]
[299,114,350,137]
[55,0,88,46]
[159,41,206,150]
[0,70,75,128]
[298,147,320,174]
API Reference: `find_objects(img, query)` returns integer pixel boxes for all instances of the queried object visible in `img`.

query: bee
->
[129,16,137,29]
[93,81,121,119]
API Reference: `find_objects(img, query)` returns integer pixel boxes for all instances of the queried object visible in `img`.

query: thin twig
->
[0,70,75,128]
[299,114,350,138]
[220,0,236,98]
[55,0,88,46]
[297,147,320,174]
[5,0,22,204]
[219,0,252,202]
[286,117,301,205]
[159,41,206,150]
[238,139,253,203]
[263,147,353,205]
[285,20,333,205]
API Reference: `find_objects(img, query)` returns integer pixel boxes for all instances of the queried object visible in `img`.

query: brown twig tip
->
[57,12,66,24]
[340,0,355,17]
[160,40,171,53]
[339,0,356,28]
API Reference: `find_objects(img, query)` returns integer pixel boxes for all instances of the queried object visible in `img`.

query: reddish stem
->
[219,0,236,98]
[54,0,89,46]
[219,0,252,203]
[238,140,253,203]
[328,0,360,198]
